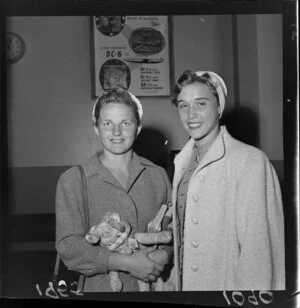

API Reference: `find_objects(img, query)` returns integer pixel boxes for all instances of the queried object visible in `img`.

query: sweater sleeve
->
[235,151,285,290]
[55,167,110,276]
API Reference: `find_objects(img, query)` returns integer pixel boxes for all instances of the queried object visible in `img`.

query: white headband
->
[195,71,227,117]
[92,90,143,127]
[129,92,143,120]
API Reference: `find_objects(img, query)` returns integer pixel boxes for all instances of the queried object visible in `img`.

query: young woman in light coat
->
[170,70,285,291]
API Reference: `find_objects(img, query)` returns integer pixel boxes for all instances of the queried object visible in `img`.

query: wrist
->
[108,252,130,272]
[120,254,131,272]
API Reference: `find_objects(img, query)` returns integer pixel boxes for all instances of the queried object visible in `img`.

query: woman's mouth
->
[187,122,202,129]
[111,139,124,144]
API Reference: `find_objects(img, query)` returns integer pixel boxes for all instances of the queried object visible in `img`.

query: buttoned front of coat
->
[56,152,171,292]
[171,126,285,291]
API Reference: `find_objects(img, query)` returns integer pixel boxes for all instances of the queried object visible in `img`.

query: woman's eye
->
[197,101,207,107]
[102,122,111,128]
[122,121,133,127]
[178,104,188,109]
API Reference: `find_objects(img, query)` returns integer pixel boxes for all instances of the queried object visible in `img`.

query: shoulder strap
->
[76,165,88,293]
[77,165,89,232]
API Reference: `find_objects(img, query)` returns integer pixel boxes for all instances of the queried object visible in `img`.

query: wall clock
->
[5,32,26,64]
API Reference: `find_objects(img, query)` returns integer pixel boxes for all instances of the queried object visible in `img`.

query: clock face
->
[5,32,25,64]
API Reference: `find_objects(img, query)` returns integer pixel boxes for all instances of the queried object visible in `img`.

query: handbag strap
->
[53,165,89,294]
[77,164,89,232]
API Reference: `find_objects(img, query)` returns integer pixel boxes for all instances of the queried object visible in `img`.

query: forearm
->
[109,247,163,282]
[56,235,110,276]
[107,251,130,272]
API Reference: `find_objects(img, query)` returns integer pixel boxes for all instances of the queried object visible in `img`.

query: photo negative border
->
[0,1,298,308]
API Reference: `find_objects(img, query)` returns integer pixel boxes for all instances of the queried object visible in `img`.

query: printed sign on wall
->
[92,16,171,97]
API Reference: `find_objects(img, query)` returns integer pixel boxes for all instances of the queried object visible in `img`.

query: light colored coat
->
[171,126,285,291]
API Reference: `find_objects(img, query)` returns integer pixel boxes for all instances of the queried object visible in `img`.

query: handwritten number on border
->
[36,280,83,298]
[223,291,273,306]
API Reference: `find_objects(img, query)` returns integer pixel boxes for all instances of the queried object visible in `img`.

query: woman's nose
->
[188,105,197,119]
[113,124,122,135]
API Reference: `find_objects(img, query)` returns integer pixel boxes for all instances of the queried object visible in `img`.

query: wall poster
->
[92,16,171,97]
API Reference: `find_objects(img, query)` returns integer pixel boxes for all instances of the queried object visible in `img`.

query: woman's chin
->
[107,146,133,156]
[187,130,205,141]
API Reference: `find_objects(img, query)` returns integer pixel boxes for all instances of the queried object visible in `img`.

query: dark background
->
[0,0,297,307]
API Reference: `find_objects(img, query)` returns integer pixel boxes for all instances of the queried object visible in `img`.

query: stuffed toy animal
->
[85,211,172,292]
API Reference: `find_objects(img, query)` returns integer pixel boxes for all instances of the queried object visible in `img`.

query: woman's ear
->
[137,125,142,136]
[217,103,221,118]
[94,126,100,136]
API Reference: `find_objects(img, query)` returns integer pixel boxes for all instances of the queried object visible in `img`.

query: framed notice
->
[92,16,171,97]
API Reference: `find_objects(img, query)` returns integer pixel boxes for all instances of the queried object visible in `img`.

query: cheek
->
[126,128,138,139]
[98,129,110,140]
[209,106,220,120]
[202,104,218,119]
[178,110,187,123]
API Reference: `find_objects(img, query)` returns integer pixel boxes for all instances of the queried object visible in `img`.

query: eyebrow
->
[100,119,135,123]
[195,97,210,101]
[177,97,210,103]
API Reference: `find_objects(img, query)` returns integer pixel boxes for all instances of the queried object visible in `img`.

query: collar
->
[82,151,155,177]
[173,126,228,185]
[81,151,156,192]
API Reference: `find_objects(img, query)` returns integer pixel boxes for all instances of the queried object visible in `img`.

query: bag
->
[147,202,176,292]
[50,165,89,298]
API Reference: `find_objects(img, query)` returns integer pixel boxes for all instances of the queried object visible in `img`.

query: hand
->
[148,248,169,268]
[125,246,163,282]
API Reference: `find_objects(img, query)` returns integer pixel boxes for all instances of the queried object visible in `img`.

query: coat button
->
[191,264,199,272]
[191,241,199,248]
[192,194,199,202]
[192,217,198,224]
[198,175,204,181]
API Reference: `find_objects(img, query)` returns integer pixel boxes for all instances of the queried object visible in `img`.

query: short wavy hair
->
[93,88,141,127]
[172,70,219,107]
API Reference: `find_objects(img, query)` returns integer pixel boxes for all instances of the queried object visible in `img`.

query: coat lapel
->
[191,128,226,178]
[126,153,147,193]
[82,152,123,189]
[173,138,195,189]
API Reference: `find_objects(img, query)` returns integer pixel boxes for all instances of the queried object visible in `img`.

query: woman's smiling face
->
[97,103,141,155]
[177,82,220,144]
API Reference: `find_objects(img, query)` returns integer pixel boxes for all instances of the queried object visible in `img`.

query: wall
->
[235,14,283,181]
[256,14,283,161]
[235,14,283,161]
[6,15,235,168]
[6,17,95,168]
[6,15,235,214]
[5,14,283,214]
[172,15,235,122]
